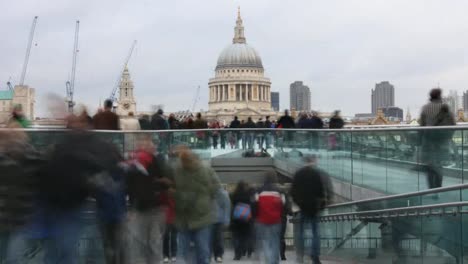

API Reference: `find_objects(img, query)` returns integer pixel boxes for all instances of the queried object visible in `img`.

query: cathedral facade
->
[206,9,277,123]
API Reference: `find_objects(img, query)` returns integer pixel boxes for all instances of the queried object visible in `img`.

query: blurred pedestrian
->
[310,112,324,150]
[328,110,344,129]
[264,116,273,149]
[40,130,121,264]
[279,186,292,261]
[151,109,169,153]
[296,113,310,129]
[138,115,151,130]
[66,104,93,129]
[93,99,120,130]
[193,113,208,129]
[212,187,231,263]
[328,110,344,151]
[256,118,265,149]
[420,88,456,188]
[244,117,256,150]
[120,112,140,130]
[230,116,241,149]
[151,109,169,130]
[126,135,173,263]
[161,186,177,263]
[290,155,333,264]
[277,110,295,145]
[210,121,221,149]
[253,171,285,264]
[230,181,254,260]
[168,114,180,130]
[173,147,220,264]
[0,129,42,262]
[277,110,295,129]
[8,104,30,128]
[194,113,209,148]
[220,126,227,150]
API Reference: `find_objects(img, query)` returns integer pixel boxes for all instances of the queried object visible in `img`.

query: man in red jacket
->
[253,171,285,264]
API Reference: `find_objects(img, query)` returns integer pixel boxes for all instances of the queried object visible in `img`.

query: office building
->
[371,81,395,114]
[443,90,459,115]
[290,81,311,111]
[271,91,279,111]
[463,90,468,112]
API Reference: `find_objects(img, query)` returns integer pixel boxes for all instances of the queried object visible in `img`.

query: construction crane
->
[191,85,201,113]
[19,16,38,86]
[66,20,80,113]
[6,77,13,91]
[109,40,137,105]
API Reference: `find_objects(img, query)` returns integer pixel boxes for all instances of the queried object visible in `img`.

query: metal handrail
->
[327,183,468,209]
[320,201,468,222]
[2,125,468,133]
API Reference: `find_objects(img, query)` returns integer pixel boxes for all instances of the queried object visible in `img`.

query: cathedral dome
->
[216,43,263,70]
[215,8,263,70]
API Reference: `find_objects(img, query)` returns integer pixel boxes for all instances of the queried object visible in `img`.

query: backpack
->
[233,203,252,222]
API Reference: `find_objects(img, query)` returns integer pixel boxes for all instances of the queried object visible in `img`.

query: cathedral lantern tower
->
[117,66,137,116]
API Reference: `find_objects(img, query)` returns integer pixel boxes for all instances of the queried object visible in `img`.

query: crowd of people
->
[0,110,333,264]
[0,88,457,264]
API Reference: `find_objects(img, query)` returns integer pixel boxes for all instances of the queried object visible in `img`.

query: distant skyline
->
[2,0,468,117]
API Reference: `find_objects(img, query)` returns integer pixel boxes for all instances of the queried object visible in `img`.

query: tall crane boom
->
[191,86,201,113]
[6,77,13,91]
[66,20,80,113]
[19,16,38,86]
[109,40,137,103]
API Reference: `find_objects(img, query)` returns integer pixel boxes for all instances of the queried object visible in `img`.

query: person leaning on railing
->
[419,88,456,189]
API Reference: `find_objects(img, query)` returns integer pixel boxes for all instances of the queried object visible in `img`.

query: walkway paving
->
[213,251,352,264]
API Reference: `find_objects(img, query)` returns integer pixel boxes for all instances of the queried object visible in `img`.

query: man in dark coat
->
[151,109,169,130]
[230,116,241,149]
[277,110,295,128]
[290,155,333,264]
[138,115,152,130]
[328,111,344,129]
[93,99,120,130]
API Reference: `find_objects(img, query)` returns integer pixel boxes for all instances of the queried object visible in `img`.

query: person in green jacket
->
[8,104,30,128]
[173,146,220,264]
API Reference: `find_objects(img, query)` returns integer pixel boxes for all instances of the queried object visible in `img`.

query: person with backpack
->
[420,88,456,188]
[253,171,286,264]
[230,181,254,261]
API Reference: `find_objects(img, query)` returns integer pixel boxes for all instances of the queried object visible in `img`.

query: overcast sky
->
[2,0,468,117]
